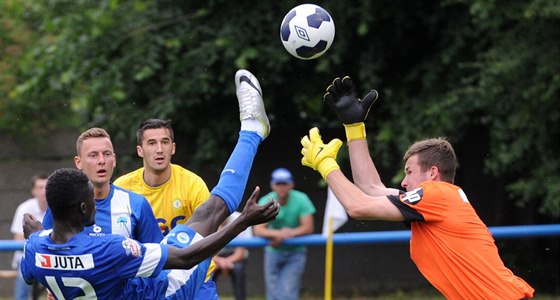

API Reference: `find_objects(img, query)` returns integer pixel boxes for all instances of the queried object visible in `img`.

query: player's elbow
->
[166,248,204,270]
[183,261,198,270]
[346,207,369,220]
[346,205,387,221]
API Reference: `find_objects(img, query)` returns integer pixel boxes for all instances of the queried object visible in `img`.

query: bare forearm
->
[290,215,314,236]
[165,190,279,269]
[253,224,280,239]
[186,196,230,237]
[165,219,247,269]
[226,247,247,264]
[326,169,403,221]
[348,140,397,196]
[327,170,371,218]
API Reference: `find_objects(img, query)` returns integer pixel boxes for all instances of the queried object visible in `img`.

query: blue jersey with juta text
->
[21,229,167,299]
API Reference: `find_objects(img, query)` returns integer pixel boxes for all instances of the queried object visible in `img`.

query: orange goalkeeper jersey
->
[388,181,534,299]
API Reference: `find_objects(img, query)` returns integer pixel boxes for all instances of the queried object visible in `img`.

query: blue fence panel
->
[1,224,559,251]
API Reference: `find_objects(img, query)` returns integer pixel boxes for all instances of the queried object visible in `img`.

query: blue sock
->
[210,131,261,213]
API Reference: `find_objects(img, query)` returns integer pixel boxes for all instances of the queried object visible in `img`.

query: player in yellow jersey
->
[114,120,213,297]
[114,128,210,237]
[115,67,271,299]
[22,68,275,300]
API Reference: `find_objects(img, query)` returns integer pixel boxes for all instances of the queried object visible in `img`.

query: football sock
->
[210,130,261,213]
[241,119,264,140]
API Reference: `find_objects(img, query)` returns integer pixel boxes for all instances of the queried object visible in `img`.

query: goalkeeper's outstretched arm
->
[300,127,402,221]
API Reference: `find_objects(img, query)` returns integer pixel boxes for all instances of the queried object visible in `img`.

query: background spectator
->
[212,211,252,300]
[253,168,316,300]
[10,174,48,300]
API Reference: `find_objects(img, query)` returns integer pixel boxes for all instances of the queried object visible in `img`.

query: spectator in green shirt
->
[253,168,316,300]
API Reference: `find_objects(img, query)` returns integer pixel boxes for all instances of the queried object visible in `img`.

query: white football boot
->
[235,69,271,140]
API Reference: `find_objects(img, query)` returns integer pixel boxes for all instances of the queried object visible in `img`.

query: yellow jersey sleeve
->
[115,164,210,235]
[114,164,215,280]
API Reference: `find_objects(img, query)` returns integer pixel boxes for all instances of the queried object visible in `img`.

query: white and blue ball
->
[280,4,335,60]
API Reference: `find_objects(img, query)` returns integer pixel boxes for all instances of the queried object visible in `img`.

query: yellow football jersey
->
[114,163,215,279]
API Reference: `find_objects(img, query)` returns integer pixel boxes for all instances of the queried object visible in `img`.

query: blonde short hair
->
[76,128,111,155]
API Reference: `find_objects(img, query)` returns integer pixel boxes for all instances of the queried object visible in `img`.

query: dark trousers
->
[214,260,247,300]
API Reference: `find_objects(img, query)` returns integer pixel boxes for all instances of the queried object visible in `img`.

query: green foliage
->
[1,0,558,218]
[444,0,560,216]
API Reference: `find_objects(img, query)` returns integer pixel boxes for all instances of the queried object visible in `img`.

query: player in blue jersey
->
[21,69,274,299]
[42,127,163,243]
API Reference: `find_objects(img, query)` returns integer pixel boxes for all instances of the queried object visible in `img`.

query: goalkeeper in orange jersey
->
[300,76,534,299]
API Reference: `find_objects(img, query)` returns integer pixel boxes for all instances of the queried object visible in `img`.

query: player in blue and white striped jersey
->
[42,127,163,243]
[23,167,276,299]
[21,69,274,299]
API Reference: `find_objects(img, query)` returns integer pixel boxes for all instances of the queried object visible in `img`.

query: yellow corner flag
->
[323,188,348,300]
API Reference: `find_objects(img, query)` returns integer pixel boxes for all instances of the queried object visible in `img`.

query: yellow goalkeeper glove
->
[300,127,343,180]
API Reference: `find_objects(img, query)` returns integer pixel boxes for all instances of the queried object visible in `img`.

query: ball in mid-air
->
[280,4,335,60]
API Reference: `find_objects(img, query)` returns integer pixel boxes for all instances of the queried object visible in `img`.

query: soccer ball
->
[280,4,335,60]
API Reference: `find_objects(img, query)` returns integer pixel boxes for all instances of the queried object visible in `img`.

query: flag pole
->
[324,216,334,300]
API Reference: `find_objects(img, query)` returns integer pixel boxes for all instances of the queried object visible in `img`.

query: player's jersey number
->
[46,276,97,299]
[158,216,186,236]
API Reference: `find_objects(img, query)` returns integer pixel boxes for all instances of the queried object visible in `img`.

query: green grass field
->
[2,290,558,300]
[219,290,559,300]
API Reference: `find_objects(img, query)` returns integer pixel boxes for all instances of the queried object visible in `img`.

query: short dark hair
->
[31,174,48,189]
[136,119,174,145]
[403,138,457,183]
[46,168,92,219]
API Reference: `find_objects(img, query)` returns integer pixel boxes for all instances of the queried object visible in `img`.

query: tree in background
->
[1,0,558,291]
